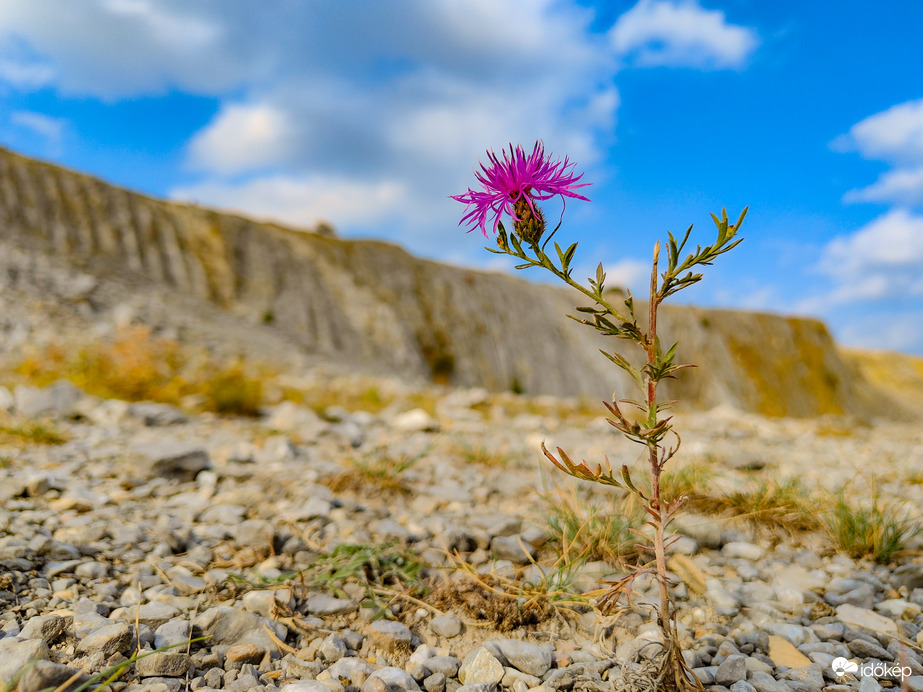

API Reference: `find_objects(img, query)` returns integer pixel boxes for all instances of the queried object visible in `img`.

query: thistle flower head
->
[451,141,590,239]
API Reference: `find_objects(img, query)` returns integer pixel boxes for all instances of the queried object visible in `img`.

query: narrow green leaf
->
[554,241,566,268]
[564,242,578,268]
[620,465,643,495]
[663,341,678,365]
[600,350,644,389]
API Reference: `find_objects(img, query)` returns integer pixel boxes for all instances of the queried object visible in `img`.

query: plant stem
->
[646,242,671,630]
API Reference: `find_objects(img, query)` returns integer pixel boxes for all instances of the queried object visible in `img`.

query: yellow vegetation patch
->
[8,326,268,416]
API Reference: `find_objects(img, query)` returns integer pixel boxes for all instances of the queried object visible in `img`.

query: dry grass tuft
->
[709,477,821,535]
[323,446,427,496]
[543,486,643,567]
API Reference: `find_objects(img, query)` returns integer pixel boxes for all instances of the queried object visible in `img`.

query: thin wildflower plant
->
[452,141,746,692]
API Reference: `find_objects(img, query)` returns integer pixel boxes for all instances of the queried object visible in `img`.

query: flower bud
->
[513,196,546,244]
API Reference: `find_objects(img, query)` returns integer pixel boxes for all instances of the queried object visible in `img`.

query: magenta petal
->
[451,141,591,236]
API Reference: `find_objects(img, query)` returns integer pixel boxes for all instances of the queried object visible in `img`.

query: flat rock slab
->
[767,635,812,669]
[836,604,899,636]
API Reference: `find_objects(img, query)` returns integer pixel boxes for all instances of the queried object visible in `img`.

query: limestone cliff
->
[0,146,911,419]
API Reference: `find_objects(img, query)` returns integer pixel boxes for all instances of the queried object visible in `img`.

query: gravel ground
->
[2,378,923,692]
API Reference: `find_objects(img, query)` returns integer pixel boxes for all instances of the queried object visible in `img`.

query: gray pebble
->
[76,622,134,657]
[130,440,210,481]
[135,651,191,678]
[430,614,463,638]
[716,654,747,686]
[304,594,359,616]
[282,683,333,692]
[423,672,447,692]
[320,633,348,662]
[0,638,51,689]
[490,536,536,564]
[425,656,462,678]
[17,660,90,692]
[18,613,68,643]
[729,682,757,692]
[365,667,421,692]
[370,620,414,646]
[848,638,893,660]
[747,671,790,692]
[487,639,553,677]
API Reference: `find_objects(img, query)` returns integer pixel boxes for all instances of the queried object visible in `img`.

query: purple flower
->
[451,141,590,238]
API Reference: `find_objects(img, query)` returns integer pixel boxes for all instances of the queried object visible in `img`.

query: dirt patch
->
[428,576,552,632]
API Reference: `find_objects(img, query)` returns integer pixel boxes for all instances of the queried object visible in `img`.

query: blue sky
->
[1,1,922,354]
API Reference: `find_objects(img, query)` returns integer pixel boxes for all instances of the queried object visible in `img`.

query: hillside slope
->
[0,145,911,419]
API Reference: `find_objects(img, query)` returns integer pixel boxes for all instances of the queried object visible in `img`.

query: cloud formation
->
[837,98,923,207]
[817,209,923,303]
[825,98,923,308]
[835,98,923,164]
[0,0,759,259]
[609,0,758,69]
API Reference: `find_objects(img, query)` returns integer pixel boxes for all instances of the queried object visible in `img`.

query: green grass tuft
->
[826,494,918,563]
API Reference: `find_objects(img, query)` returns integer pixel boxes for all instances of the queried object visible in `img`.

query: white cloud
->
[187,103,296,175]
[834,98,923,165]
[10,110,65,144]
[0,0,616,258]
[603,258,650,291]
[0,0,231,98]
[609,0,758,69]
[844,167,923,206]
[170,175,409,230]
[816,209,923,304]
[0,57,53,89]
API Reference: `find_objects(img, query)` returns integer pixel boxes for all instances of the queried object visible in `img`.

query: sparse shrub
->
[660,462,715,508]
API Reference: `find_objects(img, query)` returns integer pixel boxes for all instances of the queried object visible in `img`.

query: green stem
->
[530,242,631,324]
[646,242,672,633]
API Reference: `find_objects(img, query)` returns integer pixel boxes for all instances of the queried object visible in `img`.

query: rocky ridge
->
[3,378,923,691]
[0,145,917,420]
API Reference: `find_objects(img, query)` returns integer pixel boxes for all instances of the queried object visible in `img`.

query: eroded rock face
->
[0,145,910,419]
